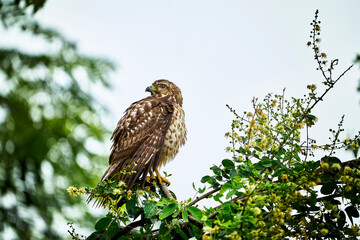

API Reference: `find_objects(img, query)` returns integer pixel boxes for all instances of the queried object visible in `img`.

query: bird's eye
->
[158,84,167,88]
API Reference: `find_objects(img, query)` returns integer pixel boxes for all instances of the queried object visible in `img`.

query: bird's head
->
[146,79,183,106]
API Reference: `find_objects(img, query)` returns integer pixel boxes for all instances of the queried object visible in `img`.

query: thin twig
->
[312,10,329,81]
[305,125,309,161]
[303,65,353,120]
[67,230,79,240]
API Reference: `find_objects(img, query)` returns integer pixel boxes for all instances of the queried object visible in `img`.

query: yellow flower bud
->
[272,144,279,152]
[344,166,352,175]
[67,186,79,196]
[113,188,121,195]
[253,207,261,216]
[282,174,288,181]
[320,228,329,236]
[127,190,132,200]
[316,178,321,184]
[331,163,341,171]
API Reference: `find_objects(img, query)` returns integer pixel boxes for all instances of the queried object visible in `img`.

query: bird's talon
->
[145,175,157,183]
[155,168,171,186]
[158,176,171,186]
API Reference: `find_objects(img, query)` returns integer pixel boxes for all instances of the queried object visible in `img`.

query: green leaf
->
[144,202,158,218]
[321,156,341,164]
[222,159,235,169]
[344,188,357,200]
[187,206,203,222]
[126,198,139,217]
[275,147,286,160]
[320,182,337,195]
[175,226,189,240]
[230,169,238,178]
[236,147,246,154]
[107,221,119,238]
[201,175,210,183]
[238,169,250,178]
[309,192,318,207]
[220,182,233,194]
[215,175,223,181]
[86,232,102,240]
[226,189,237,199]
[198,186,206,194]
[159,223,171,239]
[293,152,301,162]
[345,205,359,218]
[235,191,244,198]
[211,166,221,176]
[222,202,236,214]
[182,209,189,222]
[159,203,178,220]
[173,207,180,218]
[192,182,197,191]
[189,224,202,239]
[95,217,112,231]
[338,211,346,228]
[157,197,172,206]
[254,146,263,152]
[307,114,317,125]
[259,159,272,168]
[213,193,223,203]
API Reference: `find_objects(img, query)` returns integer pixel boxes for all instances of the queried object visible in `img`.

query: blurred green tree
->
[0,1,114,239]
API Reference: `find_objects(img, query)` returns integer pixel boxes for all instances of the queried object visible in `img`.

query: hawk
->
[91,79,186,200]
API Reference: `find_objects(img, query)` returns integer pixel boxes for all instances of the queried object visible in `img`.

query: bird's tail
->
[100,163,119,182]
[86,163,120,207]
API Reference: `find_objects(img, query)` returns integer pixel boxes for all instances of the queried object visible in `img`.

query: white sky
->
[3,0,360,235]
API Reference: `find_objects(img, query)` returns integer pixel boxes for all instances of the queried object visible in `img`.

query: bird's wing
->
[101,96,174,189]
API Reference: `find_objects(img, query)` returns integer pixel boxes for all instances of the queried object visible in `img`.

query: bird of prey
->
[90,80,186,201]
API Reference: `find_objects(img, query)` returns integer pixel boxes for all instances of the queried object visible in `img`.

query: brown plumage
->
[88,80,186,204]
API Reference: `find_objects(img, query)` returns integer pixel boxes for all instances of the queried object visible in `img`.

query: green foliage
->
[69,10,360,240]
[0,1,115,239]
[0,0,47,26]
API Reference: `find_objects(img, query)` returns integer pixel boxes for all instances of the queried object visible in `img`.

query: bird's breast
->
[158,104,187,168]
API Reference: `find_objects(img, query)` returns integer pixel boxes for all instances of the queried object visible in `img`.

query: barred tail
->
[86,163,120,207]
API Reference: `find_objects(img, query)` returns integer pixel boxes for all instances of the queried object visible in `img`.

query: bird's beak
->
[145,85,155,94]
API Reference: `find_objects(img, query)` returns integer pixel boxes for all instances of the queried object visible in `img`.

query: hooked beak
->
[145,85,155,94]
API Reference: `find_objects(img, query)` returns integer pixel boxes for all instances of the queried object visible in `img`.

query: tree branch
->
[160,182,174,200]
[111,218,146,240]
[187,215,203,228]
[187,187,221,207]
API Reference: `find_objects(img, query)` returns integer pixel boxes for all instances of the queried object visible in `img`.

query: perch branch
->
[160,182,174,200]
